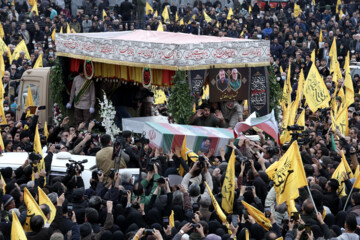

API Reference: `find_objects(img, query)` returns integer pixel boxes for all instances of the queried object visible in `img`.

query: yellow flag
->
[51,28,55,41]
[336,0,341,14]
[303,63,330,113]
[242,200,272,231]
[12,40,30,60]
[341,151,353,178]
[38,186,56,223]
[162,6,170,23]
[179,136,187,176]
[11,211,27,240]
[355,166,360,181]
[1,172,5,193]
[279,66,283,74]
[25,86,34,118]
[311,49,315,63]
[329,38,337,74]
[146,2,153,14]
[0,128,4,151]
[34,125,45,174]
[312,0,316,5]
[266,141,307,204]
[0,55,5,99]
[319,30,323,43]
[296,109,305,128]
[227,7,233,20]
[203,10,212,24]
[221,149,235,214]
[180,18,184,26]
[31,1,38,15]
[287,199,298,215]
[192,15,196,20]
[248,5,252,14]
[294,3,302,17]
[33,54,43,69]
[175,12,179,22]
[66,23,70,33]
[154,10,158,17]
[44,121,49,140]
[282,63,292,105]
[28,0,35,6]
[0,100,7,125]
[0,22,4,39]
[334,104,349,136]
[344,51,354,107]
[332,160,347,197]
[23,187,48,232]
[354,173,360,189]
[216,21,219,28]
[102,9,107,21]
[205,181,226,223]
[169,210,175,228]
[296,69,305,103]
[153,88,166,105]
[245,229,249,240]
[157,22,163,31]
[288,98,300,127]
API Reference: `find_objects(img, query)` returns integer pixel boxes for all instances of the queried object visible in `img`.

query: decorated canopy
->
[55,30,270,71]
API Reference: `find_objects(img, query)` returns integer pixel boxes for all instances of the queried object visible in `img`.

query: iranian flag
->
[234,110,279,144]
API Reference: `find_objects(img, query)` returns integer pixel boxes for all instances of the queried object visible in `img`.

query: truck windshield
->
[21,83,40,109]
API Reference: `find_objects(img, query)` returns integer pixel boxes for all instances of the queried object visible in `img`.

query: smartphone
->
[264,206,271,218]
[162,217,169,227]
[231,214,238,228]
[290,212,299,221]
[29,106,37,114]
[144,229,154,235]
[38,106,46,110]
[67,205,73,217]
[192,203,200,212]
[305,225,311,233]
[242,209,249,220]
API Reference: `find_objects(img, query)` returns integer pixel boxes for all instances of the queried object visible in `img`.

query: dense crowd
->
[0,0,360,240]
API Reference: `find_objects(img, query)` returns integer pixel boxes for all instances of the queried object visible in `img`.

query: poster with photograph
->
[209,68,249,102]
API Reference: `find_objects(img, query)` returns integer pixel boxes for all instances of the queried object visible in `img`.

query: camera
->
[197,155,206,169]
[287,124,304,131]
[245,186,254,192]
[147,158,157,171]
[29,152,42,162]
[108,168,116,179]
[134,132,150,145]
[66,159,88,175]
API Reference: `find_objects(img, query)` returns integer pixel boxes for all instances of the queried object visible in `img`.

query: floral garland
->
[99,91,120,141]
[53,103,63,126]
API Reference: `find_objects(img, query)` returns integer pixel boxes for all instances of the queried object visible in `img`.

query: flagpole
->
[343,185,355,211]
[306,184,318,214]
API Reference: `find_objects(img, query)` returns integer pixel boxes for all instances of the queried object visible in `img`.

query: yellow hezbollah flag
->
[33,54,43,69]
[344,51,354,107]
[154,10,158,17]
[221,149,235,214]
[329,38,337,74]
[153,87,166,105]
[242,200,272,231]
[27,0,35,6]
[245,229,249,240]
[157,22,163,31]
[282,63,292,105]
[169,210,175,228]
[319,29,323,43]
[203,10,212,24]
[0,56,5,99]
[12,40,30,60]
[51,28,55,41]
[205,181,226,223]
[1,173,5,193]
[266,141,307,204]
[162,6,170,23]
[354,166,360,181]
[31,1,38,15]
[287,199,298,215]
[11,211,27,240]
[353,173,360,189]
[294,3,302,17]
[336,0,341,14]
[0,22,4,39]
[311,49,315,63]
[38,186,56,223]
[175,12,179,22]
[0,100,7,125]
[179,18,184,26]
[23,187,48,232]
[303,63,330,113]
[341,151,353,178]
[295,69,305,103]
[34,125,45,173]
[227,7,233,20]
[44,121,49,140]
[296,108,305,128]
[333,103,349,136]
[102,9,107,21]
[179,136,187,176]
[25,86,34,118]
[146,2,153,14]
[60,27,63,34]
[248,4,252,14]
[331,160,347,197]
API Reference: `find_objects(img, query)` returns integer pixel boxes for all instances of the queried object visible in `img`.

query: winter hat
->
[2,194,13,208]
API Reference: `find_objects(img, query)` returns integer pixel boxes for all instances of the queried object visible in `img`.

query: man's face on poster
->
[219,70,225,81]
[231,69,238,80]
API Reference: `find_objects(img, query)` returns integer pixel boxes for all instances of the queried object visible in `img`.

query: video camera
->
[134,131,150,145]
[66,159,88,176]
[147,158,158,171]
[287,125,304,131]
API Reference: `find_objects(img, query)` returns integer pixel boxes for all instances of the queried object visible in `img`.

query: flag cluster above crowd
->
[0,0,360,240]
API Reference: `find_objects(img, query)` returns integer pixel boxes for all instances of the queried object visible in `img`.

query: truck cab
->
[11,67,52,124]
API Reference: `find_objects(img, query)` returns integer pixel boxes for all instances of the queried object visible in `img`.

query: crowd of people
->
[0,0,360,240]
